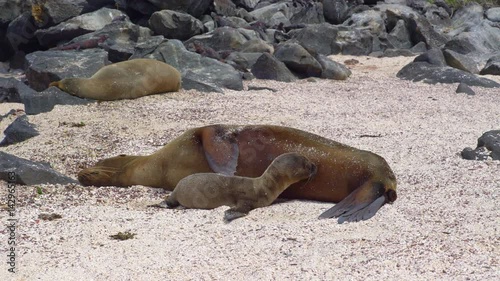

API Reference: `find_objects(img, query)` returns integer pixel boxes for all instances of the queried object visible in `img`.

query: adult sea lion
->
[156,152,317,221]
[78,124,398,223]
[49,59,181,101]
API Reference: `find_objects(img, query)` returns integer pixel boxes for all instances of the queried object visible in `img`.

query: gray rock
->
[274,42,322,78]
[0,151,78,185]
[182,71,224,93]
[480,56,500,76]
[64,20,155,62]
[214,0,239,17]
[455,83,475,96]
[41,0,88,25]
[185,27,257,52]
[249,0,324,27]
[145,0,212,18]
[443,49,480,74]
[240,38,274,53]
[343,10,385,35]
[225,52,263,70]
[0,77,95,115]
[149,10,204,41]
[233,0,260,11]
[34,8,126,48]
[0,115,39,146]
[6,12,40,55]
[133,39,243,91]
[323,0,349,24]
[406,14,448,49]
[25,48,109,91]
[0,0,30,25]
[396,62,500,88]
[382,49,415,57]
[413,48,447,67]
[251,53,297,82]
[387,19,412,49]
[447,3,484,37]
[290,23,373,56]
[410,41,428,53]
[461,130,500,161]
[24,86,95,115]
[315,54,351,80]
[486,7,500,22]
[444,22,500,67]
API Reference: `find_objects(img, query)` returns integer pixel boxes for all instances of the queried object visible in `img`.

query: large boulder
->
[316,55,352,80]
[149,10,204,41]
[461,130,500,161]
[145,0,212,18]
[0,152,77,185]
[290,23,373,56]
[443,49,480,74]
[274,42,322,78]
[132,39,243,92]
[25,48,109,91]
[34,8,126,48]
[480,56,500,76]
[249,0,324,27]
[0,115,39,146]
[251,53,297,82]
[396,61,500,88]
[0,77,95,115]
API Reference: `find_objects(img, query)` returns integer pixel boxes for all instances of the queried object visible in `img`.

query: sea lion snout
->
[385,189,397,203]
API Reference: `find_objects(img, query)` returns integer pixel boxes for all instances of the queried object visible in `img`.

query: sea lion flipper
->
[224,209,248,222]
[202,126,239,175]
[319,182,386,224]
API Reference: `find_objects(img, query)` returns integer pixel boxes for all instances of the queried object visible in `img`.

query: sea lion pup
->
[49,58,181,101]
[78,124,397,223]
[157,152,317,222]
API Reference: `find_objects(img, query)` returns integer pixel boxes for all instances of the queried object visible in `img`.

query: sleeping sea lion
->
[49,58,181,101]
[78,124,397,223]
[156,152,317,222]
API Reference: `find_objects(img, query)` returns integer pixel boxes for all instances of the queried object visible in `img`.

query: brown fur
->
[49,59,181,101]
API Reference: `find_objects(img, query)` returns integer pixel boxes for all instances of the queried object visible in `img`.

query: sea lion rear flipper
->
[202,126,239,175]
[318,182,386,224]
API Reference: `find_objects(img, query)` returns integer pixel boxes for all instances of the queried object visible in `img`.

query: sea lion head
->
[49,78,80,94]
[271,152,317,182]
[78,154,137,186]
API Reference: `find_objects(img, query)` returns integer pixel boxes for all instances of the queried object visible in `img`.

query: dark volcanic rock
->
[290,23,373,56]
[455,83,475,96]
[249,0,324,27]
[149,10,204,41]
[396,62,500,88]
[406,14,448,49]
[133,39,243,91]
[225,52,262,70]
[0,152,77,185]
[443,49,480,74]
[274,42,322,78]
[461,130,500,161]
[145,0,212,18]
[323,0,350,24]
[480,56,500,76]
[6,12,41,56]
[25,48,109,91]
[387,19,412,49]
[0,115,39,146]
[251,53,297,82]
[0,77,94,115]
[25,86,95,115]
[185,27,256,52]
[344,10,385,35]
[413,49,447,67]
[315,55,351,80]
[34,8,126,48]
[59,19,155,62]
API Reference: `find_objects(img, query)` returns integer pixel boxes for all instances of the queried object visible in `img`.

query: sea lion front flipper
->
[224,200,254,222]
[148,194,179,209]
[201,126,239,175]
[318,182,386,224]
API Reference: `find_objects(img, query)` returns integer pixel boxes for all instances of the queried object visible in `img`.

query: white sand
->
[1,56,499,280]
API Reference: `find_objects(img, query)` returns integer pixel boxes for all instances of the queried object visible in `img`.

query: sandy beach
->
[1,55,499,280]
